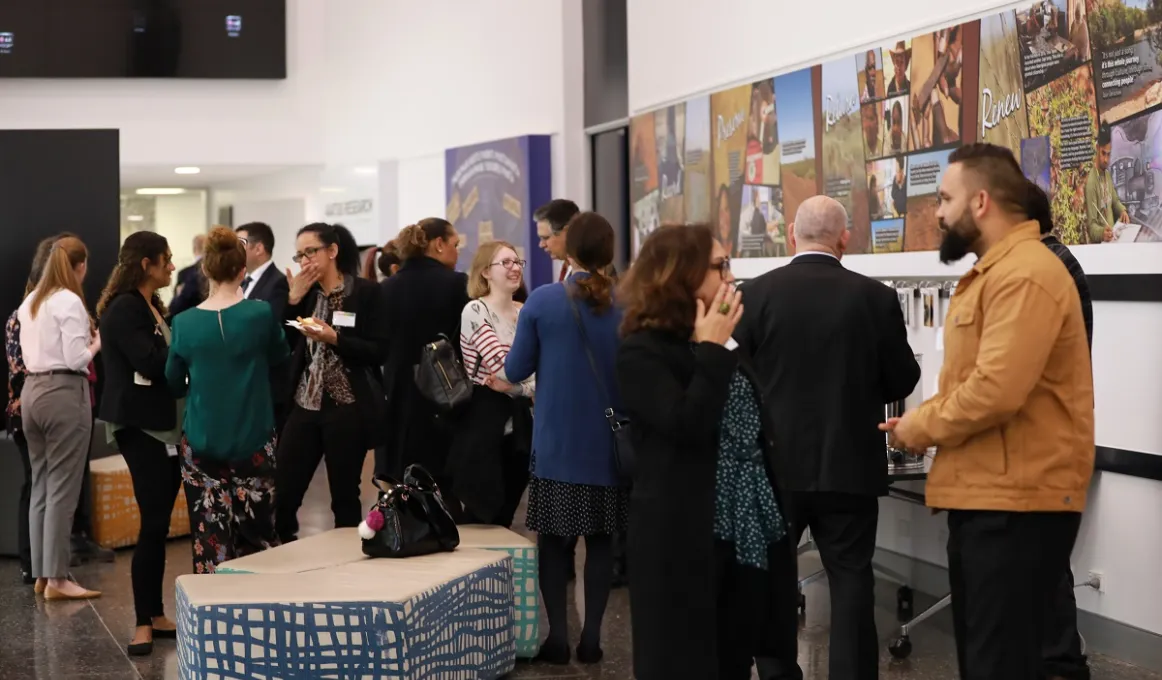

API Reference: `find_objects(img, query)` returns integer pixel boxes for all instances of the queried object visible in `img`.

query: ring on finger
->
[718,302,731,315]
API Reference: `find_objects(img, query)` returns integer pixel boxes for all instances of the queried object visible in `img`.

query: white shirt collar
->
[243,259,275,298]
[791,250,839,262]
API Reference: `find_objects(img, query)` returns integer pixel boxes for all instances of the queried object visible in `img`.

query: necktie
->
[558,265,567,282]
[241,276,253,293]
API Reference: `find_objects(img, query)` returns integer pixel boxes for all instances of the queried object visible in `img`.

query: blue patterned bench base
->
[177,555,515,680]
[485,546,538,658]
[215,526,541,659]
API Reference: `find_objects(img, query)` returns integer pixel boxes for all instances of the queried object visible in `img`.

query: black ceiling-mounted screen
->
[0,0,286,79]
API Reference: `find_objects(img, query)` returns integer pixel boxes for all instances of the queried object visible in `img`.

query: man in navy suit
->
[168,234,207,318]
[236,221,292,434]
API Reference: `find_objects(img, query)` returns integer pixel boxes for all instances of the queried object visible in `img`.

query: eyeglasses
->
[491,258,526,270]
[711,257,731,274]
[238,237,249,247]
[292,246,323,263]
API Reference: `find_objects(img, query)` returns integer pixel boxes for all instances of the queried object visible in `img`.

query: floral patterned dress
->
[181,437,279,573]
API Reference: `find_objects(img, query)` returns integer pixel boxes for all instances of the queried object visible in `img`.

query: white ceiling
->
[119,164,308,191]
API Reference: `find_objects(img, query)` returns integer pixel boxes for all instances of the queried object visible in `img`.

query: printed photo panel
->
[775,67,818,226]
[821,56,872,253]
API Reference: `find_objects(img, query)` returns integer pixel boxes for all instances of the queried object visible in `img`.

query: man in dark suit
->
[737,195,920,680]
[235,222,291,433]
[168,233,206,318]
[534,199,580,282]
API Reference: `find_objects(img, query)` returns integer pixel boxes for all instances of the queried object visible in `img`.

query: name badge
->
[133,372,152,386]
[333,311,356,328]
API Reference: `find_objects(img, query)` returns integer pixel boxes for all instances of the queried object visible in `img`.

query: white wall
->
[627,0,1024,112]
[153,192,208,303]
[208,167,320,270]
[631,0,1162,637]
[232,198,309,275]
[322,0,587,207]
[396,154,448,235]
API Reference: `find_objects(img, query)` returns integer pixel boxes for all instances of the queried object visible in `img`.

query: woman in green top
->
[166,227,290,574]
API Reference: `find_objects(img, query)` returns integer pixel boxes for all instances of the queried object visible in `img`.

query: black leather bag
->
[361,464,460,558]
[566,290,636,486]
[413,334,473,412]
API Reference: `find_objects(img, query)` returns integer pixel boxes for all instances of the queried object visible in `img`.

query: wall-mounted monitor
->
[0,0,286,79]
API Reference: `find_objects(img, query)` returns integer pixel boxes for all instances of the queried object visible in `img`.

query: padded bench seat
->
[217,525,540,658]
[90,454,189,549]
[177,548,515,680]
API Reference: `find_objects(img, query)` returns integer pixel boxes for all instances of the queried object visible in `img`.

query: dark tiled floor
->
[1,456,1158,680]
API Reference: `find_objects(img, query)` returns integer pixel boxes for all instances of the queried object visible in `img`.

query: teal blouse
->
[165,301,290,461]
[714,369,785,569]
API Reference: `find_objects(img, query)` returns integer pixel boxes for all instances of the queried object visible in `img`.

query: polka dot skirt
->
[525,452,628,537]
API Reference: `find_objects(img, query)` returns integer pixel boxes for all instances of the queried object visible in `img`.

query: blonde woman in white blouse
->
[18,236,103,600]
[448,240,535,527]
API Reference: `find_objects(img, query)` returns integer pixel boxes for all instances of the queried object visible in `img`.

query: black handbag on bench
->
[360,464,460,558]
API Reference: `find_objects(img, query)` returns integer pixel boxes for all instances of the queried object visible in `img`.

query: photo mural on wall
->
[626,0,1161,259]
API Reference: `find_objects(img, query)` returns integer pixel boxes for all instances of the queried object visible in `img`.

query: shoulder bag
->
[414,334,474,412]
[566,290,635,486]
[360,464,460,558]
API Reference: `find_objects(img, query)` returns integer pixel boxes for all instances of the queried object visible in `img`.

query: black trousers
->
[785,491,879,680]
[714,541,803,680]
[947,510,1082,680]
[1042,565,1089,679]
[275,403,366,542]
[115,428,181,627]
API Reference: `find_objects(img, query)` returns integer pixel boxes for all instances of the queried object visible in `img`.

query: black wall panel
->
[0,129,120,401]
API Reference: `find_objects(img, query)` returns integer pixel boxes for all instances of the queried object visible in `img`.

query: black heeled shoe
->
[534,638,571,665]
[152,628,177,639]
[576,641,604,664]
[127,641,153,656]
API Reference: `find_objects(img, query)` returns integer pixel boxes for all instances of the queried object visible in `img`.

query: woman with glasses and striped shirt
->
[448,241,535,527]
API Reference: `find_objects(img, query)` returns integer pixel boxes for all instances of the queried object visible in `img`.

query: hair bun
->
[205,225,239,252]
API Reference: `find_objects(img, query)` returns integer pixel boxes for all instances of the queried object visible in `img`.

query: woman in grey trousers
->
[18,235,102,600]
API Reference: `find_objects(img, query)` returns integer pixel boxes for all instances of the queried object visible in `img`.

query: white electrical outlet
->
[1087,570,1104,593]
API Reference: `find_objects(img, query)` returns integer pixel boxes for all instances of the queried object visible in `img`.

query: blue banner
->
[445,135,552,288]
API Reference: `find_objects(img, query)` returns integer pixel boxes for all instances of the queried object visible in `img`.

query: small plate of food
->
[286,316,323,332]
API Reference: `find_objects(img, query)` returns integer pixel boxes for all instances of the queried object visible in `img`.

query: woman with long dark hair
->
[19,235,103,602]
[505,212,626,665]
[97,231,180,654]
[166,227,288,573]
[617,224,798,679]
[377,218,468,485]
[275,223,389,543]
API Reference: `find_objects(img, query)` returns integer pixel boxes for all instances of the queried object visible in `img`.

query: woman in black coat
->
[377,218,469,489]
[616,225,800,680]
[97,232,181,655]
[275,223,390,543]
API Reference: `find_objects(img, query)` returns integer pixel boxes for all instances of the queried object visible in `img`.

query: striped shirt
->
[1042,235,1093,351]
[460,299,534,398]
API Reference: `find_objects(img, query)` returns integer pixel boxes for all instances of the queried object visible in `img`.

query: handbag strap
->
[566,287,618,425]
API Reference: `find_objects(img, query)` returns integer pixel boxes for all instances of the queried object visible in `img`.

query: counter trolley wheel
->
[896,585,914,621]
[797,591,806,617]
[888,635,913,660]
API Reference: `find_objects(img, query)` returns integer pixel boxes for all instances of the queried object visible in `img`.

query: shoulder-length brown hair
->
[618,224,715,337]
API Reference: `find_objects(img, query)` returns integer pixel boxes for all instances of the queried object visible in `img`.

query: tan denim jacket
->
[913,221,1095,513]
